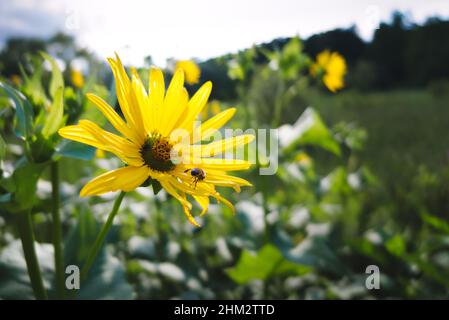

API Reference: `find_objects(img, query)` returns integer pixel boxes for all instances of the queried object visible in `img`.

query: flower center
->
[140,132,175,172]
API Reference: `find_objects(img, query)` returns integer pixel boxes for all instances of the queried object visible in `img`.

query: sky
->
[0,0,448,66]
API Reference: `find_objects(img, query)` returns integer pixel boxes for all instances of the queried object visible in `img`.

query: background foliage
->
[1,12,449,299]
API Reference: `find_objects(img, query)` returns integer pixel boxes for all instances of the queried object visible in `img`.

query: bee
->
[184,168,206,188]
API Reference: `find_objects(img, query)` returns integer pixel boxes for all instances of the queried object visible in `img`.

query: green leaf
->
[42,86,64,137]
[422,213,449,234]
[30,132,57,163]
[282,108,341,156]
[279,37,305,79]
[385,235,406,257]
[20,59,48,106]
[226,244,309,285]
[286,237,347,276]
[0,134,5,160]
[0,193,12,203]
[299,109,340,155]
[40,52,64,98]
[12,161,46,210]
[0,81,34,139]
[151,179,163,195]
[55,140,95,160]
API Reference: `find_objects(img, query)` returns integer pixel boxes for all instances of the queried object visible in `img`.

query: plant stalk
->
[17,210,48,300]
[51,161,65,299]
[80,191,126,280]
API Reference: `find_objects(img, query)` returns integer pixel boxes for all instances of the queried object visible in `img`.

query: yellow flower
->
[71,69,85,89]
[200,100,221,120]
[175,60,201,85]
[295,152,312,167]
[210,100,221,115]
[59,54,254,227]
[10,74,22,86]
[311,50,346,93]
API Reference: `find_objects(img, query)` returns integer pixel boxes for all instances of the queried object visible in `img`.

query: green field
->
[310,90,449,179]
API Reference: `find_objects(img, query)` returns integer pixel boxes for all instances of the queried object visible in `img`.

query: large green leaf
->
[42,86,64,137]
[40,52,64,98]
[0,82,34,139]
[286,236,347,276]
[281,108,341,156]
[11,161,46,211]
[226,244,309,285]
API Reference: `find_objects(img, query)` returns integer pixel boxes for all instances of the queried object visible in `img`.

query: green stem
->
[261,177,271,243]
[50,161,64,299]
[255,142,271,243]
[272,76,285,128]
[17,210,48,300]
[80,191,126,280]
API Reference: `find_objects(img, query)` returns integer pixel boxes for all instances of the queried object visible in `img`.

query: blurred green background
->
[1,4,449,299]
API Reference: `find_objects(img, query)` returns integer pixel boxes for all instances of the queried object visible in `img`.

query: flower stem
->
[17,210,48,300]
[50,161,65,299]
[80,191,126,280]
[255,144,271,243]
[272,76,285,128]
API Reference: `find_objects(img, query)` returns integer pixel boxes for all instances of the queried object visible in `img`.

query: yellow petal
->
[195,134,255,157]
[177,81,212,132]
[80,165,149,196]
[193,195,209,217]
[192,158,252,171]
[160,69,185,136]
[108,55,146,142]
[191,108,236,143]
[148,67,165,131]
[78,120,141,155]
[182,201,201,227]
[174,166,251,192]
[107,57,132,122]
[171,175,215,197]
[204,172,252,192]
[215,195,235,214]
[59,122,143,166]
[85,93,141,144]
[131,75,151,133]
[159,178,192,210]
[165,87,189,136]
[159,179,200,226]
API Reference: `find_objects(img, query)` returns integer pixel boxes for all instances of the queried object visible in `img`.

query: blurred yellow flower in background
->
[201,100,222,120]
[311,50,346,93]
[59,54,253,226]
[210,100,221,115]
[176,60,201,85]
[295,151,312,168]
[71,69,85,88]
[10,74,21,86]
